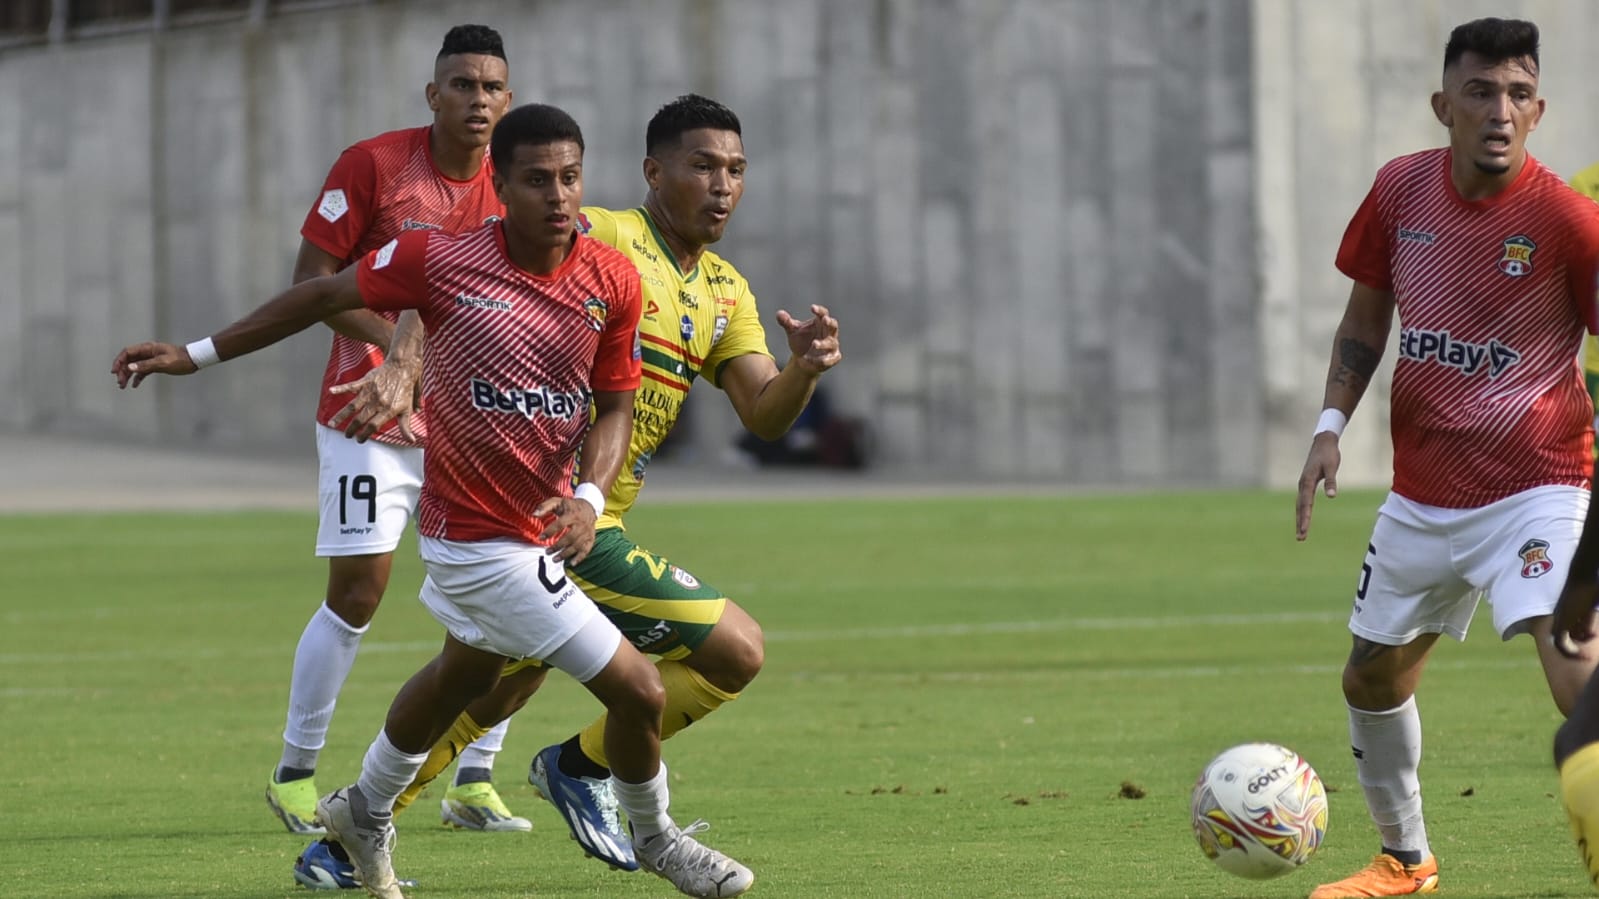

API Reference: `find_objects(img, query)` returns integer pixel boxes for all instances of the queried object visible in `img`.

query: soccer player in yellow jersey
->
[329,94,842,877]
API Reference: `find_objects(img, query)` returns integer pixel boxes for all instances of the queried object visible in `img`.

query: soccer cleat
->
[314,786,405,899]
[267,775,327,835]
[634,819,754,898]
[527,743,637,870]
[440,780,533,832]
[291,839,419,891]
[1307,853,1439,898]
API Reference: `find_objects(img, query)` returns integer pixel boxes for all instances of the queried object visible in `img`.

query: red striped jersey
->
[1337,149,1599,507]
[300,126,504,447]
[356,222,642,544]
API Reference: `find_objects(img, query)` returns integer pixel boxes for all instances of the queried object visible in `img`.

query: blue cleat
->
[291,839,418,891]
[527,743,638,871]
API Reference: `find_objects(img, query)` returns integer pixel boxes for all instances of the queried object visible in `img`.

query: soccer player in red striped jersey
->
[1295,18,1599,899]
[267,24,532,842]
[112,104,753,899]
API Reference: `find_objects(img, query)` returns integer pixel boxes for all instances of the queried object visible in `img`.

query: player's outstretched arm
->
[328,311,426,442]
[294,233,396,350]
[1296,282,1394,541]
[1554,458,1599,656]
[536,388,635,565]
[113,267,367,389]
[723,303,842,440]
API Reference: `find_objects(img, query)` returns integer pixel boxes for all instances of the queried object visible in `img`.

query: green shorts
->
[569,526,727,659]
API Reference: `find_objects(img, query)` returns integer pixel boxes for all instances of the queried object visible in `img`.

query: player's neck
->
[642,199,706,274]
[1449,149,1525,202]
[501,221,576,275]
[429,129,486,182]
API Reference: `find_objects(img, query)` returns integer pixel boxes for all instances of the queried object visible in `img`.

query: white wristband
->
[185,337,221,369]
[1314,408,1348,438]
[573,482,605,517]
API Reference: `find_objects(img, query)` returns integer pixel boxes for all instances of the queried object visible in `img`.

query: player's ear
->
[642,156,661,190]
[1430,90,1451,128]
[1529,96,1546,134]
[425,81,441,112]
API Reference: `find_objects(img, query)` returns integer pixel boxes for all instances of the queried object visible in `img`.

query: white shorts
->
[417,536,622,681]
[1350,485,1588,644]
[314,424,423,557]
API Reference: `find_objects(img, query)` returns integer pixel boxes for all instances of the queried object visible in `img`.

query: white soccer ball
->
[1190,742,1328,880]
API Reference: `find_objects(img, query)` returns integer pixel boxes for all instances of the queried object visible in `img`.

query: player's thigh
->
[417,535,621,676]
[1461,485,1588,640]
[1350,494,1478,646]
[314,425,422,557]
[569,527,727,660]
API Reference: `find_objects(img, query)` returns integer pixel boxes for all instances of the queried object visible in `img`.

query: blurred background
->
[7,0,1599,503]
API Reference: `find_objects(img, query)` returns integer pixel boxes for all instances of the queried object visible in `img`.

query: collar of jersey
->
[638,207,700,284]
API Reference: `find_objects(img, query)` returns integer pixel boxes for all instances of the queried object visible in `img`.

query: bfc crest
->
[1518,538,1553,578]
[583,297,608,332]
[1498,235,1535,276]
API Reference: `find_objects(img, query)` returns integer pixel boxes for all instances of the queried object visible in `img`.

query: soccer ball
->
[1190,742,1328,879]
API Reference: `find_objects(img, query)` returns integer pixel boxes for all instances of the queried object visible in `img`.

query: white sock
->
[280,603,368,771]
[356,729,430,817]
[456,718,511,778]
[1349,696,1429,857]
[611,762,673,840]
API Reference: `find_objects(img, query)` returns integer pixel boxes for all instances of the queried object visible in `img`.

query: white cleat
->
[634,819,754,898]
[314,786,405,899]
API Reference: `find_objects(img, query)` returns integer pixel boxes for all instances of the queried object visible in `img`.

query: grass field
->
[0,489,1585,898]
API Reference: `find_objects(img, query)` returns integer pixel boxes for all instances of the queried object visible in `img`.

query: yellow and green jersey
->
[1572,162,1599,410]
[577,206,772,526]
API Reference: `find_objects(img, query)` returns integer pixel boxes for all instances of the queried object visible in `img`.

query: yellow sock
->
[393,711,490,815]
[1560,742,1599,887]
[578,659,739,769]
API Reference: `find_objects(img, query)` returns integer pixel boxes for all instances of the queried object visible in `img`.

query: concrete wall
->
[0,0,1261,484]
[16,0,1597,487]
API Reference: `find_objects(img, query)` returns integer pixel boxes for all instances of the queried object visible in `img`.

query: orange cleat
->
[1307,854,1439,898]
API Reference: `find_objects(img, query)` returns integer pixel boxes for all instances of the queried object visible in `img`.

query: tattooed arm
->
[1296,282,1396,540]
[1320,282,1396,417]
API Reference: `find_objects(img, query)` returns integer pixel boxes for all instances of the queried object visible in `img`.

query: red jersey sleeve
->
[300,146,379,263]
[1565,205,1599,334]
[1335,180,1393,291]
[356,231,432,313]
[592,265,643,392]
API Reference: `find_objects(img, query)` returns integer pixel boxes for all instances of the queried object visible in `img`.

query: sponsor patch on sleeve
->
[318,189,349,223]
[373,238,398,270]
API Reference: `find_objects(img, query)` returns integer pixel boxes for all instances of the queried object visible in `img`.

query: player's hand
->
[533,496,598,565]
[777,304,842,376]
[1552,574,1599,659]
[113,341,197,389]
[1295,433,1341,541]
[328,360,421,443]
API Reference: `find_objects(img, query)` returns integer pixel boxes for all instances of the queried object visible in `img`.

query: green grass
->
[0,490,1581,897]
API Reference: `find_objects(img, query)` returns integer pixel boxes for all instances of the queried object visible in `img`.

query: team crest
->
[575,212,593,234]
[680,314,695,341]
[583,297,607,332]
[1498,235,1536,277]
[1518,538,1553,578]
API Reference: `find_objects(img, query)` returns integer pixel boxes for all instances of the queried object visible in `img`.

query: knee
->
[325,570,387,626]
[616,663,667,721]
[1341,662,1404,710]
[496,665,549,718]
[703,618,765,693]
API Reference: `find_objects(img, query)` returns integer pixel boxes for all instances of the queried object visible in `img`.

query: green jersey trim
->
[640,206,700,284]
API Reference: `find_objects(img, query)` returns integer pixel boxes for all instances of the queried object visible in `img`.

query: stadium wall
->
[5,0,1597,487]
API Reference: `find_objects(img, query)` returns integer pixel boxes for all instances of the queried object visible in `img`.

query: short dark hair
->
[645,94,742,157]
[439,24,506,62]
[490,104,584,171]
[1443,17,1538,75]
